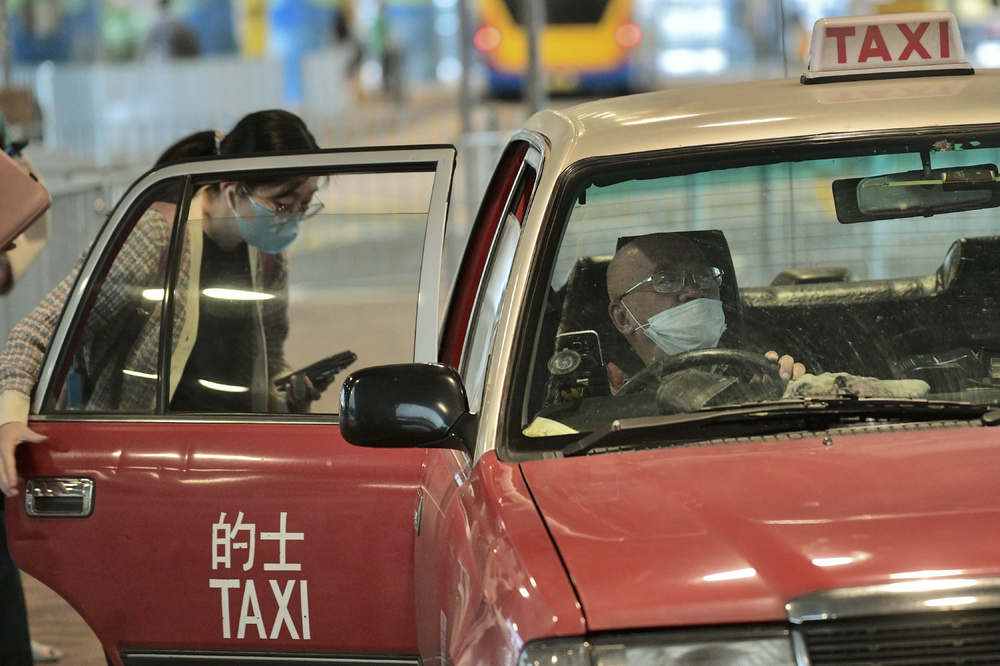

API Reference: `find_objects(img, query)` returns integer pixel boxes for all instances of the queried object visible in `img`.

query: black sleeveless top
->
[169,236,261,412]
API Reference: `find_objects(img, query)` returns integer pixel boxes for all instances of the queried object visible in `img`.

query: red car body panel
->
[8,420,427,657]
[520,427,1000,631]
[415,449,585,666]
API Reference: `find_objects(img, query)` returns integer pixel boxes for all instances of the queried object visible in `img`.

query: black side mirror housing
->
[340,363,475,456]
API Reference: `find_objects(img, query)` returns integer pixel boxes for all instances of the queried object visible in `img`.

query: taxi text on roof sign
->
[802,12,973,83]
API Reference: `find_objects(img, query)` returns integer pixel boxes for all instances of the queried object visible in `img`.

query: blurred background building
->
[3,0,1000,162]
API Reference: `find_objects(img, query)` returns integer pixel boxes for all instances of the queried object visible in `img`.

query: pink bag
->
[0,148,51,250]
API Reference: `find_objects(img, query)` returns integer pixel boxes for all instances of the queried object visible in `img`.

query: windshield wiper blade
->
[562,395,989,457]
[696,395,987,418]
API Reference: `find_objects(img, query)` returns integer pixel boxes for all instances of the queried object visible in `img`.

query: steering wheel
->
[617,348,782,395]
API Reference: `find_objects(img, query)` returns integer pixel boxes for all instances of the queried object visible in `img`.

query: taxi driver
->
[606,233,804,393]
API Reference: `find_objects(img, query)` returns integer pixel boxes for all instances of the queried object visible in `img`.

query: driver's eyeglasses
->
[620,266,724,300]
[242,185,324,219]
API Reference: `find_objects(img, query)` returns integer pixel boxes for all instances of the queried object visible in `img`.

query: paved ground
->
[23,573,105,666]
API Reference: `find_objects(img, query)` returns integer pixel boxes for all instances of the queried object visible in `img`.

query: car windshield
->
[516,130,1000,453]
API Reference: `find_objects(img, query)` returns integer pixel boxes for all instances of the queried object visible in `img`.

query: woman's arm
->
[0,208,171,494]
[0,259,83,422]
[0,264,77,497]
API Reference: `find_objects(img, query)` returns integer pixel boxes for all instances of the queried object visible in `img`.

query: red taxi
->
[9,11,1000,666]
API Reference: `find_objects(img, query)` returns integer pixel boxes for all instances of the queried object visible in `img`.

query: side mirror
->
[340,363,475,455]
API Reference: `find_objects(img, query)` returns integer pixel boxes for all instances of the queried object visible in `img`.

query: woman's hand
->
[285,374,322,413]
[0,421,47,497]
[765,350,806,381]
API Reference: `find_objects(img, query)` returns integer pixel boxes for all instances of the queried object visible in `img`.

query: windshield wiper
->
[562,396,994,457]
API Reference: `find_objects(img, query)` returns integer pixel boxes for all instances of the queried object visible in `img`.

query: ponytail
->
[154,109,318,168]
[154,130,217,166]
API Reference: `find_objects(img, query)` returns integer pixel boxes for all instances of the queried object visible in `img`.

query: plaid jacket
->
[0,206,289,415]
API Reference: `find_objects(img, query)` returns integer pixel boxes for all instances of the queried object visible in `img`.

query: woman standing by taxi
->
[0,109,326,498]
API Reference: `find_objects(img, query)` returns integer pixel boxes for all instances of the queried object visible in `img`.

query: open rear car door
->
[6,147,455,666]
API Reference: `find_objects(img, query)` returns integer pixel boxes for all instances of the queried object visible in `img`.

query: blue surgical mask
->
[234,197,301,254]
[640,298,727,356]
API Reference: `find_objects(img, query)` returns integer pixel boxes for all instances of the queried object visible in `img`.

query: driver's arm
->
[609,352,804,394]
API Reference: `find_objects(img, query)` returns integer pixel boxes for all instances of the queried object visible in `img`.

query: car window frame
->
[440,140,534,370]
[33,147,456,419]
[460,154,540,413]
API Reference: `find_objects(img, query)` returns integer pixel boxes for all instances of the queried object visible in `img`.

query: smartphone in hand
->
[275,350,358,392]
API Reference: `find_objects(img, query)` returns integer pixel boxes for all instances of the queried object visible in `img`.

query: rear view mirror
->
[833,164,1000,223]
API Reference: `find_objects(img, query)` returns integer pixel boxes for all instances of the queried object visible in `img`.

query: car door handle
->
[25,477,94,518]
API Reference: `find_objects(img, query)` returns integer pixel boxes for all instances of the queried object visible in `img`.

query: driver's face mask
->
[234,195,302,254]
[629,298,727,357]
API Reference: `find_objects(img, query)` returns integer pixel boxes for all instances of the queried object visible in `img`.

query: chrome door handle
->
[25,477,94,517]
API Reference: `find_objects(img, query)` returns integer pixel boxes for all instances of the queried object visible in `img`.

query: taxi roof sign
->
[802,12,973,83]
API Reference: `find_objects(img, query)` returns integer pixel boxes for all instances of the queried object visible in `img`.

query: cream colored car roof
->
[524,70,1000,166]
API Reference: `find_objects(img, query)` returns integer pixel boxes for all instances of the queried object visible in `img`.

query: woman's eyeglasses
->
[242,184,324,219]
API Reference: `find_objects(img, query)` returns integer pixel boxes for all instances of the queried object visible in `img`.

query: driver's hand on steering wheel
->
[764,351,805,382]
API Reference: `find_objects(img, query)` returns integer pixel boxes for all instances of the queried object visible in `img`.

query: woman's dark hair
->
[154,109,319,167]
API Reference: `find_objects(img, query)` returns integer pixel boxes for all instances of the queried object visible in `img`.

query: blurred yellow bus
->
[473,0,652,96]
